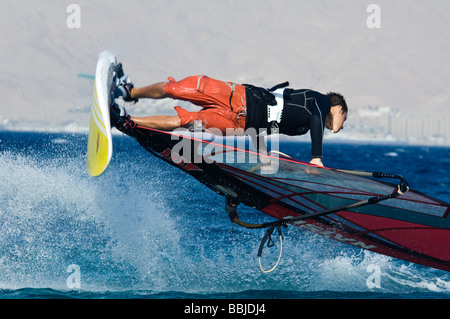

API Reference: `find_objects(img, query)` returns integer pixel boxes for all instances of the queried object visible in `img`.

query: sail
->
[116,125,450,272]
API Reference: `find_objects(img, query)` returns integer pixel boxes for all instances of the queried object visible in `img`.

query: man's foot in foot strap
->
[110,103,136,129]
[114,64,138,103]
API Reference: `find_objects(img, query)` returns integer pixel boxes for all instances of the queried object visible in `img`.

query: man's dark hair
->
[326,92,348,113]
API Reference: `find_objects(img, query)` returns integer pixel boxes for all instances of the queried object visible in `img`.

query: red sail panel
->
[338,211,450,261]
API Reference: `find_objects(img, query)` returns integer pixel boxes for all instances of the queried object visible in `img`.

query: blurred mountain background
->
[1,0,449,144]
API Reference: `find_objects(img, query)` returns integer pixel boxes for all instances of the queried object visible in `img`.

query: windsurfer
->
[112,73,348,167]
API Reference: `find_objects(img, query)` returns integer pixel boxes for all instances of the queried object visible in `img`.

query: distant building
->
[347,106,449,145]
[391,112,449,145]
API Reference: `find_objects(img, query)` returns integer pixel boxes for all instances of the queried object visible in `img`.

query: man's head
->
[325,92,348,133]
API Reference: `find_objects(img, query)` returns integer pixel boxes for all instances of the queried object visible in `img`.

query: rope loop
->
[257,226,283,273]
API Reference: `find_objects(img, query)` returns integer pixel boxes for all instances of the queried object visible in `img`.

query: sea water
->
[0,131,449,300]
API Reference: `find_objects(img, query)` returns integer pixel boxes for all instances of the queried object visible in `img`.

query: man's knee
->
[163,75,204,100]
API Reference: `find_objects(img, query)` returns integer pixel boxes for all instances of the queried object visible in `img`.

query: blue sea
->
[0,131,449,306]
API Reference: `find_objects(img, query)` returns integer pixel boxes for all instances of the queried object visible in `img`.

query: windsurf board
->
[86,51,118,176]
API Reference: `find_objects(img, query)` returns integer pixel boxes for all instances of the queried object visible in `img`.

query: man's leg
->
[130,115,181,131]
[130,82,167,99]
[120,78,192,131]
